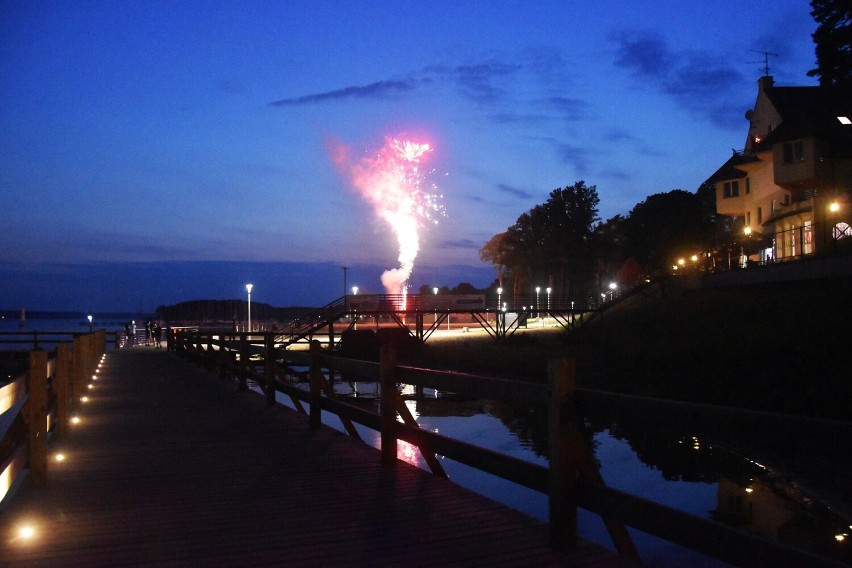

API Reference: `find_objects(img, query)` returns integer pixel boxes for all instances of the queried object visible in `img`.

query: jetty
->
[1,345,637,566]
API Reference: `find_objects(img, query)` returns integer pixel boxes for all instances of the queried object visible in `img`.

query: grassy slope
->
[411,277,852,420]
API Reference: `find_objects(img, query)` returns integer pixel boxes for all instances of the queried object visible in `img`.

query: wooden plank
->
[0,348,636,567]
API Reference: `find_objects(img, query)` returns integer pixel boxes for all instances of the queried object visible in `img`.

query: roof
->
[761,85,852,153]
[704,151,755,185]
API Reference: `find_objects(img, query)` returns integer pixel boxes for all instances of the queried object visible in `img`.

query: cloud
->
[612,31,748,130]
[269,79,418,106]
[271,55,536,109]
[614,32,673,78]
[437,238,480,250]
[495,183,534,200]
[450,61,523,103]
[556,142,593,175]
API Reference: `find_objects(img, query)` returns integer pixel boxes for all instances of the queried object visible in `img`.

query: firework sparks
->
[330,136,445,295]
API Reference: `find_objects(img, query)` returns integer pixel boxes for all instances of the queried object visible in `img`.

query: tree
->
[807,0,852,87]
[623,189,712,271]
[480,181,600,303]
[538,181,600,299]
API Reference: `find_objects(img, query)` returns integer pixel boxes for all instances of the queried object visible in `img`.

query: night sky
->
[1,1,818,312]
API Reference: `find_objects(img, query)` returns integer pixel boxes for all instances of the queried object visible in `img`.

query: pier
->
[1,345,637,566]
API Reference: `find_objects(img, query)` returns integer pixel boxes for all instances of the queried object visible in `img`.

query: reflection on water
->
[277,371,851,566]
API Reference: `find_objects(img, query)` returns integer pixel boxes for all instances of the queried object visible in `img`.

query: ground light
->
[19,525,36,539]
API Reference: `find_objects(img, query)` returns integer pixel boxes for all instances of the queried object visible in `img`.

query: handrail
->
[0,331,106,506]
[0,330,122,351]
[172,330,842,567]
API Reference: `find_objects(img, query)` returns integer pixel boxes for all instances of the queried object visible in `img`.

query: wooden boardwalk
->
[1,348,639,567]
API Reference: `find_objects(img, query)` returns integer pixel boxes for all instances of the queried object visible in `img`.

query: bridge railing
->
[0,331,106,505]
[171,330,839,568]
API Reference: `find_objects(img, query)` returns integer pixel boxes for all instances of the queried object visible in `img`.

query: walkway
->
[1,348,638,566]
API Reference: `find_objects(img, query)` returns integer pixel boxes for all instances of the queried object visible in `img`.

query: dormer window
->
[783,140,805,163]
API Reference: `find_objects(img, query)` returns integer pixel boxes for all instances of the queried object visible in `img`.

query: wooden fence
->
[0,330,121,352]
[0,331,106,504]
[171,330,842,568]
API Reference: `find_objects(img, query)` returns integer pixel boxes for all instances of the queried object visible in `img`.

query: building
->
[707,76,852,265]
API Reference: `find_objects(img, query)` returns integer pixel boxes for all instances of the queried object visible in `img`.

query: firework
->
[330,136,445,295]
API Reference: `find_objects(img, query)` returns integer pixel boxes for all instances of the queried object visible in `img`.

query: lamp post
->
[608,281,617,302]
[433,287,439,323]
[87,312,93,332]
[245,283,253,333]
[743,226,752,267]
[545,287,551,327]
[535,286,540,318]
[496,287,502,311]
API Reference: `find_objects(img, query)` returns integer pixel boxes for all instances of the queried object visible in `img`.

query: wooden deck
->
[1,348,639,567]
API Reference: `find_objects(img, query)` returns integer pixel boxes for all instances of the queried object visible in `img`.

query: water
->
[270,376,852,567]
[0,312,150,351]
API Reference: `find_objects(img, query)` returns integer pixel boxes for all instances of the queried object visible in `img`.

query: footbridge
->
[279,293,598,346]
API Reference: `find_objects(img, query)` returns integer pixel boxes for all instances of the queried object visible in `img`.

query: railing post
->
[27,349,49,487]
[548,357,578,549]
[239,334,248,391]
[265,333,276,406]
[70,335,84,409]
[309,340,322,429]
[55,342,72,439]
[380,343,398,467]
[206,333,214,372]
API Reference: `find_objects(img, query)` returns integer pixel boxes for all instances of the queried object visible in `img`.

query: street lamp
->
[433,287,439,323]
[87,312,93,332]
[245,283,253,333]
[829,201,841,251]
[546,287,551,310]
[535,286,540,318]
[608,281,617,301]
[352,286,359,295]
[496,287,503,311]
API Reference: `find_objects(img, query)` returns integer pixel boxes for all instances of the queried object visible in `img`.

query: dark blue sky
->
[1,1,818,311]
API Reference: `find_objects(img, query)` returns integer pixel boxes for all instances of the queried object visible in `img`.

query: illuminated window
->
[834,222,851,240]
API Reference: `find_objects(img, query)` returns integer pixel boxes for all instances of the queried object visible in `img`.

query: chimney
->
[758,75,774,91]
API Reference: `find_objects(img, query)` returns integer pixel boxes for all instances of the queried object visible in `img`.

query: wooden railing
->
[0,331,106,504]
[171,330,841,567]
[0,330,122,352]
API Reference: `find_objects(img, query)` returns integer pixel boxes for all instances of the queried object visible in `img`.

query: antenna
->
[748,50,778,77]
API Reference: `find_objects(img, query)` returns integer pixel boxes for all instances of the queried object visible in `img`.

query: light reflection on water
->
[274,375,851,567]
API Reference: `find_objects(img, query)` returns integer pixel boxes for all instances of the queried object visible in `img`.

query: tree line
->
[478,181,730,305]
